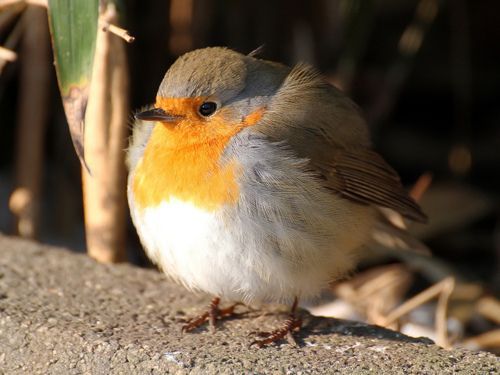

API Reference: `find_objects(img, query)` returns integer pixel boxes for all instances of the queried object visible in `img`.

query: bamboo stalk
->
[82,3,128,263]
[9,5,50,239]
[102,5,129,261]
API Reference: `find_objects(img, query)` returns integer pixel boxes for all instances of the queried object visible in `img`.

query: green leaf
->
[47,0,99,168]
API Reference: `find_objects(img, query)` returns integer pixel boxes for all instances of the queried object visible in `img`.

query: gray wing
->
[255,63,427,223]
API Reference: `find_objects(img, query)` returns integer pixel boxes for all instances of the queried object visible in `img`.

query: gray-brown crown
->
[157,47,248,102]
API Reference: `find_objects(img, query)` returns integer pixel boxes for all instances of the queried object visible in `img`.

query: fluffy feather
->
[127,47,426,306]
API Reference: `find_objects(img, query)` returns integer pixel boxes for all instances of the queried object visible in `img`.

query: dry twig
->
[463,329,500,351]
[100,20,135,43]
[476,297,500,325]
[380,277,455,348]
[333,265,413,330]
[0,45,17,61]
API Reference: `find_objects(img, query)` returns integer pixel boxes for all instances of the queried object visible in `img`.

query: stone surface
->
[0,234,498,374]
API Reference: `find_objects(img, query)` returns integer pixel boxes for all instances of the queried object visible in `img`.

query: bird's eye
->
[198,101,217,117]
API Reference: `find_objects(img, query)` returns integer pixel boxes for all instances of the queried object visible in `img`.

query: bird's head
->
[135,47,288,145]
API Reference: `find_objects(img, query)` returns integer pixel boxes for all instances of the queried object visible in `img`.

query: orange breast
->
[132,97,264,212]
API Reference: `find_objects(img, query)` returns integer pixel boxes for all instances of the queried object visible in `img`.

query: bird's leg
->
[250,297,302,347]
[181,297,242,333]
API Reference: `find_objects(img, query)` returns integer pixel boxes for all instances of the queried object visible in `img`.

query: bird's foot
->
[250,315,302,347]
[181,297,242,333]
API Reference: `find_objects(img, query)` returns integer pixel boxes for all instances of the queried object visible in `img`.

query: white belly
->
[129,192,374,304]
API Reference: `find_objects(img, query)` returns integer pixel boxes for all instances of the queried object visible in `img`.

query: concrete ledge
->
[0,235,498,374]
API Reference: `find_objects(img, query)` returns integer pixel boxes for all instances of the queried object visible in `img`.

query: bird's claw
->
[181,298,242,333]
[249,316,302,348]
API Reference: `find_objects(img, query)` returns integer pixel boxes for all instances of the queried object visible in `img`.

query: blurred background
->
[0,0,499,353]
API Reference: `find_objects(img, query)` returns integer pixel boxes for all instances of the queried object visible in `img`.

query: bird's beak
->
[135,107,183,122]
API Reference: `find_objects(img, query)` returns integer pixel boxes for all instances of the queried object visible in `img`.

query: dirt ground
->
[0,234,498,374]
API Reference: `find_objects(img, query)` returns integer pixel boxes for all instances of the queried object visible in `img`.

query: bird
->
[126,46,426,347]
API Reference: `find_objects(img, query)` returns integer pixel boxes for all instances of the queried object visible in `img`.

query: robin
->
[127,47,426,347]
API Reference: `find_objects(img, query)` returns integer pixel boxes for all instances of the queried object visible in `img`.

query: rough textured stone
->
[0,234,498,374]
